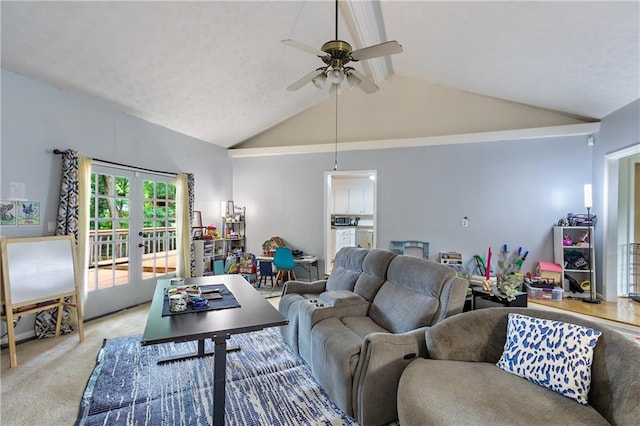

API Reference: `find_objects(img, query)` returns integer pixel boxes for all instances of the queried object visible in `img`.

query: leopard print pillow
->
[497,313,601,404]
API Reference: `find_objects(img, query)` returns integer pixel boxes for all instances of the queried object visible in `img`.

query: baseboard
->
[0,330,36,348]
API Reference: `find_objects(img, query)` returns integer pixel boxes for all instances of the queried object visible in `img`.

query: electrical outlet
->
[47,222,56,233]
[461,217,469,228]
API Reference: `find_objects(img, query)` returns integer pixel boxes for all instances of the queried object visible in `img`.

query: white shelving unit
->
[193,239,214,276]
[222,206,246,257]
[553,226,595,298]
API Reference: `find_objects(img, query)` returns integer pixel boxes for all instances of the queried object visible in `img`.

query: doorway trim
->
[603,144,640,301]
[324,170,377,275]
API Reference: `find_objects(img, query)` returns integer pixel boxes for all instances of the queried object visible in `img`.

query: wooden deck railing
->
[89,227,177,267]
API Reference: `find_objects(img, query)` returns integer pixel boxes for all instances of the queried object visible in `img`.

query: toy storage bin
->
[526,284,544,299]
[526,283,564,300]
[550,287,564,301]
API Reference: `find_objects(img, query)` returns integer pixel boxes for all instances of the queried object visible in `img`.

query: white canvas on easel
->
[0,235,84,368]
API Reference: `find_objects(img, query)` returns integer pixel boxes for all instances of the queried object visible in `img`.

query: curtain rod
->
[53,149,178,176]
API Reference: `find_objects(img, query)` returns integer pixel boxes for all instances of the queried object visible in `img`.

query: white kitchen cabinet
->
[332,180,374,215]
[361,185,374,215]
[333,186,350,214]
[346,188,362,214]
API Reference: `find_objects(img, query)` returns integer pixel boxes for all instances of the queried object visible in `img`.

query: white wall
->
[2,65,637,320]
[239,75,590,148]
[594,99,640,299]
[0,69,232,236]
[234,134,593,277]
[0,69,232,340]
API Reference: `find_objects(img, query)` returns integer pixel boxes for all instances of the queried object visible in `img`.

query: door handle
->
[138,243,144,248]
[138,231,144,236]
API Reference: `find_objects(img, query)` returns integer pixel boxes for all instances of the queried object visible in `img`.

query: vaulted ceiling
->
[2,1,638,150]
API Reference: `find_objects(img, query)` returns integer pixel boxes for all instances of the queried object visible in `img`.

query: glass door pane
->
[87,170,131,291]
[85,165,177,319]
[140,178,177,280]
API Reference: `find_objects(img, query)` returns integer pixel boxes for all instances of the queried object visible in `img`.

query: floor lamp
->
[583,184,600,304]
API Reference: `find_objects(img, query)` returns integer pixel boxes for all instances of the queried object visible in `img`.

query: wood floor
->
[530,296,640,329]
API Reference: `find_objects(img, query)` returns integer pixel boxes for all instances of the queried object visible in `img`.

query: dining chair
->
[273,247,297,285]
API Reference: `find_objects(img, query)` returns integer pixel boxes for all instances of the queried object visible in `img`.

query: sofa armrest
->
[300,295,370,331]
[425,308,510,363]
[282,279,327,296]
[319,290,367,307]
[297,296,371,363]
[353,327,429,426]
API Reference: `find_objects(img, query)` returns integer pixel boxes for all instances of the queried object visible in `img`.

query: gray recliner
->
[298,254,468,426]
[297,248,396,365]
[397,308,640,426]
[278,247,370,353]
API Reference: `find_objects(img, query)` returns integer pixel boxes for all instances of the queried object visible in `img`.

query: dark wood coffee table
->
[141,274,287,426]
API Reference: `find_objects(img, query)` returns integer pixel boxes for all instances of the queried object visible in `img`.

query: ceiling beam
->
[340,0,394,83]
[227,122,601,158]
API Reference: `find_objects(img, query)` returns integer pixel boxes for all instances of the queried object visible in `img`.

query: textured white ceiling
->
[1,1,638,149]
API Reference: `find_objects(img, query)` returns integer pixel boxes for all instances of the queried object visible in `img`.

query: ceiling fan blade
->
[281,39,330,58]
[350,40,403,61]
[286,69,326,91]
[348,69,379,94]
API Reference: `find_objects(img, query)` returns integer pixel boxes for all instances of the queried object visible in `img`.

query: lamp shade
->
[312,73,327,89]
[583,184,593,209]
[329,67,345,84]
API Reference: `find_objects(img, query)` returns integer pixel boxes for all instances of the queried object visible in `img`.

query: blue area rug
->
[76,327,357,425]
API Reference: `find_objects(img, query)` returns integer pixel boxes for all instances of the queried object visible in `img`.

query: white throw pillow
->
[497,313,601,404]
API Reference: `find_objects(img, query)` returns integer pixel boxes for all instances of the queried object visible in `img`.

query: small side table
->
[471,287,528,310]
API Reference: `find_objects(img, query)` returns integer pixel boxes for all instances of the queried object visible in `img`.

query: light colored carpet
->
[255,284,284,299]
[0,297,281,426]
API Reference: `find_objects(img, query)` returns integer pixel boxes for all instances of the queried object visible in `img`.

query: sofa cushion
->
[497,313,602,405]
[398,358,609,426]
[352,249,396,301]
[370,256,456,333]
[326,247,368,292]
[310,316,389,416]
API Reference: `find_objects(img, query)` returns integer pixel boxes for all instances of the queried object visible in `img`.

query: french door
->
[85,165,177,319]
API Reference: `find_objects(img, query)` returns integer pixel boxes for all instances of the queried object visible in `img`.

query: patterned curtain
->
[187,173,195,277]
[176,173,195,277]
[35,149,79,338]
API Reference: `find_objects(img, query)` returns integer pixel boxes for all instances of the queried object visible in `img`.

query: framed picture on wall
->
[192,210,203,238]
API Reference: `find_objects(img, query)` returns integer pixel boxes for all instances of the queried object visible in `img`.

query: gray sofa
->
[279,247,469,426]
[397,307,640,426]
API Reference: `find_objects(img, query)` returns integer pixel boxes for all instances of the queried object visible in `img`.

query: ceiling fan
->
[282,0,402,94]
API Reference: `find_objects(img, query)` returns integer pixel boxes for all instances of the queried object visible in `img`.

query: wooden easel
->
[0,235,84,368]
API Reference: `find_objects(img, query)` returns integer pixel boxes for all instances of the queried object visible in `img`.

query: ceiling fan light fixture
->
[346,71,360,88]
[282,0,402,94]
[312,73,327,89]
[329,66,345,84]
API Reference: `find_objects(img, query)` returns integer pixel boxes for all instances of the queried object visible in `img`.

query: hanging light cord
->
[334,90,338,170]
[333,0,339,171]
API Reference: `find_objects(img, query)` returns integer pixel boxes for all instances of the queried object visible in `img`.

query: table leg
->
[156,339,240,365]
[157,338,214,364]
[213,334,228,426]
